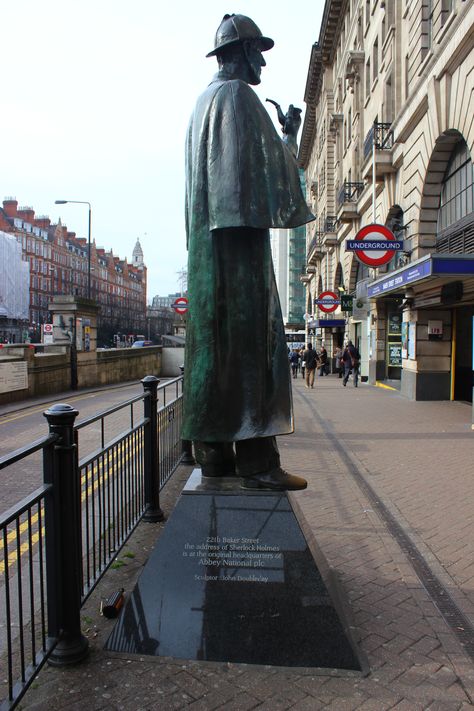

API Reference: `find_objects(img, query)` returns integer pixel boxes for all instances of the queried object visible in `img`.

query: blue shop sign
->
[368,254,474,298]
[368,260,432,296]
[317,319,346,328]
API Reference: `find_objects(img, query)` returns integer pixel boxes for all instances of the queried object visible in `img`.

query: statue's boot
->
[241,467,307,491]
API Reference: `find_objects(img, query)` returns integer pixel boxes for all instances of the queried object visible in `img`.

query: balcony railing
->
[307,232,324,260]
[337,182,364,208]
[364,122,394,159]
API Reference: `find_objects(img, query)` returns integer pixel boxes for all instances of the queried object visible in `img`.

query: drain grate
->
[303,392,474,661]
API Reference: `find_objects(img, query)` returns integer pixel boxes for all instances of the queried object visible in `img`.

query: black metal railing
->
[337,182,364,208]
[364,122,394,159]
[0,375,188,710]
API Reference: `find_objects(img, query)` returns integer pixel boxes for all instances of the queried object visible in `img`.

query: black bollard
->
[141,376,165,522]
[43,403,89,666]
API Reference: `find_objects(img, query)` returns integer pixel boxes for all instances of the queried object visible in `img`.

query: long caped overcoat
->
[182,76,314,442]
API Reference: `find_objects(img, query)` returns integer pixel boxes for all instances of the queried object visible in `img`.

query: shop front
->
[368,254,474,406]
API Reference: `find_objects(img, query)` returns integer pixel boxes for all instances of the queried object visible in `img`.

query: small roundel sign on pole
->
[314,291,340,313]
[172,297,189,314]
[346,224,402,267]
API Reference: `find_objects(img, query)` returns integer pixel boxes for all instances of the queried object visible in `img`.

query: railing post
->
[179,366,195,465]
[141,376,164,522]
[43,403,88,666]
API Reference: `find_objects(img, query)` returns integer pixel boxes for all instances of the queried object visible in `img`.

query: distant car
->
[131,340,153,348]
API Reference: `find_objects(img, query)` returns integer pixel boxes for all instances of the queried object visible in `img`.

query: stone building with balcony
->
[299,0,474,403]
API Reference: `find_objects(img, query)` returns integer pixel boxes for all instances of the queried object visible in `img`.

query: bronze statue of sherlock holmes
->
[182,14,315,490]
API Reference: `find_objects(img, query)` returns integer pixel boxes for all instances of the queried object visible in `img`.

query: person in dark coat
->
[303,343,318,388]
[318,345,328,376]
[342,341,360,387]
[290,350,299,379]
[182,14,314,490]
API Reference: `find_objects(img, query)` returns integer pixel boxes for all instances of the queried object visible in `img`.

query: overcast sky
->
[2,1,324,300]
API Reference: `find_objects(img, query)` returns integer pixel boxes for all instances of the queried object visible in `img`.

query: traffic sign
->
[172,297,189,314]
[346,224,402,267]
[43,323,53,334]
[314,291,340,313]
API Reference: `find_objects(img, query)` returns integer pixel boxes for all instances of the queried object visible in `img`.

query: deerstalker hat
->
[206,13,274,58]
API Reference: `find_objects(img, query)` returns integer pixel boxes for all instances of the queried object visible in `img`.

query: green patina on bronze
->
[183,74,314,443]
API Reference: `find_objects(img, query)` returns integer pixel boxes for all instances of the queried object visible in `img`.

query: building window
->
[441,0,452,26]
[385,0,395,28]
[423,0,433,56]
[357,9,363,46]
[373,37,379,82]
[384,74,394,122]
[365,58,371,98]
[438,140,474,232]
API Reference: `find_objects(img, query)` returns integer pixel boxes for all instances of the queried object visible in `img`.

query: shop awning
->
[368,253,474,298]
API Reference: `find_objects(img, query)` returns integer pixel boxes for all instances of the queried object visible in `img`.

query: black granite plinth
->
[106,471,362,670]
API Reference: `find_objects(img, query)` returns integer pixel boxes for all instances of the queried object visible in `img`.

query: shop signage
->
[388,314,402,334]
[346,224,402,267]
[388,343,402,366]
[340,294,354,312]
[368,260,433,297]
[172,297,189,314]
[408,323,416,359]
[401,322,408,359]
[316,319,346,328]
[314,291,340,313]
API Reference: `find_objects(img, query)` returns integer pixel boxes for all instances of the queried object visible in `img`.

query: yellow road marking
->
[1,440,141,571]
[0,529,43,574]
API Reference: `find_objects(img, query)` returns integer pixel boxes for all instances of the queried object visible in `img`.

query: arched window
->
[438,139,474,232]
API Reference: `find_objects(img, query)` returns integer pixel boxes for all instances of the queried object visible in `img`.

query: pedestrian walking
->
[318,345,329,376]
[342,340,360,387]
[300,348,306,379]
[289,350,299,379]
[335,346,343,378]
[303,343,318,388]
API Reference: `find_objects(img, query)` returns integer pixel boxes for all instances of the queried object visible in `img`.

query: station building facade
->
[299,0,474,403]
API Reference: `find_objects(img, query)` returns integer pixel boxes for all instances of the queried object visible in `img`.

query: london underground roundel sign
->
[172,297,189,315]
[315,291,340,313]
[348,224,399,267]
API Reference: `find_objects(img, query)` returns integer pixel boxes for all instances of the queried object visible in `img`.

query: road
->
[0,381,150,515]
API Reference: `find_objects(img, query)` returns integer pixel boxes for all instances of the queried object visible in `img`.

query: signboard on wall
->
[388,344,402,366]
[408,323,416,360]
[388,314,402,334]
[401,322,408,360]
[0,361,28,394]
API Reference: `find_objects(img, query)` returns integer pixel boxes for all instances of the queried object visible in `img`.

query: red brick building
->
[0,198,147,345]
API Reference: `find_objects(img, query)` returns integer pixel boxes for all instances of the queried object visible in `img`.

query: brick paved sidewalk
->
[20,377,474,710]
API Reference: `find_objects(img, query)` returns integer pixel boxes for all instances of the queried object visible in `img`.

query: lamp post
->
[55,200,92,299]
